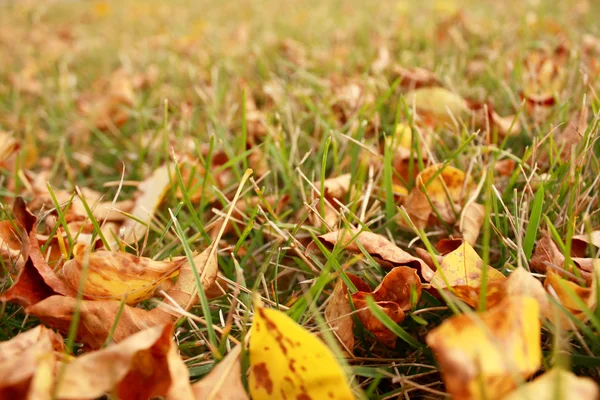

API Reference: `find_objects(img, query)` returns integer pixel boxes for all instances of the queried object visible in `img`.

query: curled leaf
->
[426,296,541,400]
[27,244,218,349]
[351,267,422,346]
[308,229,433,280]
[544,266,598,326]
[249,301,354,400]
[325,279,357,352]
[61,243,185,305]
[55,324,194,400]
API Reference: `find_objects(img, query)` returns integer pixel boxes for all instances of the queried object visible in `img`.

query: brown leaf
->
[0,220,23,268]
[324,279,356,352]
[0,325,64,399]
[426,296,541,400]
[351,267,422,347]
[60,243,186,305]
[54,324,195,400]
[392,65,439,89]
[1,198,77,304]
[495,159,516,177]
[530,232,594,285]
[308,229,434,280]
[192,345,249,400]
[498,267,550,318]
[459,202,485,246]
[571,230,600,258]
[27,244,218,348]
[544,266,598,326]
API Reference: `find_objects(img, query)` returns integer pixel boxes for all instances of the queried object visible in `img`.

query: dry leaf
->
[60,243,186,305]
[430,240,506,307]
[55,324,195,400]
[393,65,440,89]
[192,345,249,400]
[0,220,23,267]
[530,232,594,285]
[308,229,434,280]
[325,279,356,352]
[404,87,469,123]
[571,230,600,257]
[426,296,541,400]
[503,368,599,400]
[544,266,598,325]
[499,267,551,318]
[351,267,422,347]
[0,325,63,399]
[460,202,485,246]
[0,131,20,168]
[249,301,354,400]
[403,164,471,230]
[310,174,351,229]
[27,244,218,349]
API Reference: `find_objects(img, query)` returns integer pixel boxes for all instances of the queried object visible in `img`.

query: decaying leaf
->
[0,325,63,399]
[544,266,599,325]
[308,229,434,280]
[503,368,599,400]
[0,131,20,168]
[426,296,541,400]
[117,163,173,247]
[530,232,595,285]
[351,267,422,347]
[309,174,351,229]
[324,279,356,352]
[192,345,249,400]
[430,240,506,307]
[405,87,469,123]
[54,324,195,400]
[0,220,23,267]
[249,301,354,400]
[1,198,77,306]
[27,244,218,349]
[403,164,477,235]
[571,230,600,257]
[60,243,186,305]
[499,267,551,318]
[459,202,485,246]
[393,65,439,89]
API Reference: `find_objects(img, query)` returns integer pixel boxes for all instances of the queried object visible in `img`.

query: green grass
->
[1,0,600,398]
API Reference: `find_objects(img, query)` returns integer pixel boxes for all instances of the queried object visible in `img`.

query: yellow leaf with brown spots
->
[426,296,542,400]
[249,301,355,400]
[430,240,506,307]
[61,243,185,305]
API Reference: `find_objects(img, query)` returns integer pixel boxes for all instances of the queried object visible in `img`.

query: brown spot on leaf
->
[252,362,273,394]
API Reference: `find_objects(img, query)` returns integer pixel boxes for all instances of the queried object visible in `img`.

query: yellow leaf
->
[61,243,185,305]
[249,301,355,400]
[426,296,541,400]
[503,368,599,400]
[404,87,469,122]
[430,240,506,307]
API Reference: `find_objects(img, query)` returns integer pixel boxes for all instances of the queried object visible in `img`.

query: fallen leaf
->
[430,240,506,307]
[351,267,422,346]
[0,220,23,267]
[0,131,20,168]
[310,174,351,229]
[499,267,550,318]
[503,368,599,400]
[324,279,357,352]
[249,301,355,400]
[459,202,485,246]
[27,244,218,349]
[0,325,63,399]
[308,229,434,280]
[544,266,598,326]
[426,296,541,400]
[60,243,186,305]
[54,324,195,400]
[192,345,249,400]
[404,87,469,123]
[403,164,471,230]
[393,65,440,89]
[571,230,600,258]
[495,159,516,177]
[117,164,173,247]
[530,232,594,285]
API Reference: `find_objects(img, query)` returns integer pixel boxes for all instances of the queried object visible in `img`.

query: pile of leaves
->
[1,0,600,398]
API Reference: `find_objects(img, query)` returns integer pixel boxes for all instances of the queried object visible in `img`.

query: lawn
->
[1,0,599,398]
